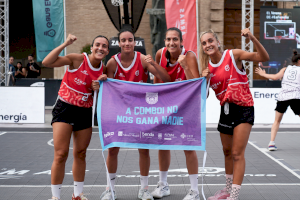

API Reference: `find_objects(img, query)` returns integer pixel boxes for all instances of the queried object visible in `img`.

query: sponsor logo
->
[180,133,186,139]
[81,95,88,102]
[142,132,154,138]
[118,131,123,136]
[74,78,87,86]
[165,133,174,137]
[211,81,221,90]
[81,70,89,75]
[225,64,230,71]
[135,70,139,76]
[119,73,125,77]
[104,132,114,138]
[146,92,158,105]
[175,78,182,82]
[158,133,162,140]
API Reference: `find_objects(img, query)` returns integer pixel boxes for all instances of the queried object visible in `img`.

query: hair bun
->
[293,49,298,55]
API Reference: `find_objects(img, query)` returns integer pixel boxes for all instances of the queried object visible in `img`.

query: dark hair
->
[164,27,183,67]
[91,35,109,48]
[118,28,135,42]
[28,54,34,57]
[17,62,22,66]
[292,49,300,64]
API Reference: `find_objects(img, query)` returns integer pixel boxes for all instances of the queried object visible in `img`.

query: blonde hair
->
[199,29,223,73]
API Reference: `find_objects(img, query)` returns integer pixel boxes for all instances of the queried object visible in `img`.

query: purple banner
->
[97,78,206,151]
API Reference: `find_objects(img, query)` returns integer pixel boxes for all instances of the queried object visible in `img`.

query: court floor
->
[0,127,299,200]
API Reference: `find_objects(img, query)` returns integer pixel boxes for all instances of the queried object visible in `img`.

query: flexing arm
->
[178,52,200,80]
[142,53,171,82]
[42,34,82,69]
[233,29,269,69]
[255,67,286,80]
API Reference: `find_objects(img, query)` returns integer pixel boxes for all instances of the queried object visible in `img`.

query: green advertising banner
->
[32,0,64,62]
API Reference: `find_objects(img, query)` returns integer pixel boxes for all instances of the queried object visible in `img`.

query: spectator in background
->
[15,62,27,79]
[26,54,41,78]
[9,56,16,85]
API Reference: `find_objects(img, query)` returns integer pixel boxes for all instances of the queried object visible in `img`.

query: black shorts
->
[275,99,300,115]
[51,99,92,131]
[217,103,254,135]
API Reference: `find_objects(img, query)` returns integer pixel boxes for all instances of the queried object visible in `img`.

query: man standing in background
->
[26,54,41,78]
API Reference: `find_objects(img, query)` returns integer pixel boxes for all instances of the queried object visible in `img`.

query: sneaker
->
[182,189,200,200]
[207,188,230,200]
[268,144,278,151]
[138,187,154,200]
[72,193,88,200]
[151,181,170,198]
[100,190,117,200]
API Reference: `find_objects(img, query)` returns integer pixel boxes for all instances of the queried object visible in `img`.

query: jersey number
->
[287,69,297,80]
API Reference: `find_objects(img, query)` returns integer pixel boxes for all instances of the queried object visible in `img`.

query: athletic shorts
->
[51,99,92,131]
[217,103,254,135]
[275,99,300,115]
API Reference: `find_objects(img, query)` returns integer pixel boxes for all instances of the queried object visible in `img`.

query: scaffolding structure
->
[0,0,8,86]
[242,0,254,87]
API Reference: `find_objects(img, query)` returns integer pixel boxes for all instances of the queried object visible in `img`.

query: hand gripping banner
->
[97,77,206,151]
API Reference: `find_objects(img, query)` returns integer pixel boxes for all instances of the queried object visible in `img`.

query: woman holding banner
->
[255,50,300,151]
[43,34,110,200]
[151,27,201,200]
[94,28,171,200]
[201,29,269,200]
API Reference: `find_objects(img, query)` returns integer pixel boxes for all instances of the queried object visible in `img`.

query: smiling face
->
[200,33,220,56]
[119,31,135,53]
[91,37,109,60]
[165,30,182,54]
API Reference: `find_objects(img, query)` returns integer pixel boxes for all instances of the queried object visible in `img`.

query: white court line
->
[47,139,137,151]
[0,132,6,136]
[1,183,299,187]
[248,141,300,180]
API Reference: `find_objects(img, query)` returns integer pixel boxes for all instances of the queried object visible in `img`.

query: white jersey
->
[278,65,300,101]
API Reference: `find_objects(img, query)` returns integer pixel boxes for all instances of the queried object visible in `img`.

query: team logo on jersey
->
[135,70,139,76]
[225,64,230,71]
[146,92,158,105]
[119,73,125,77]
[177,67,181,73]
[81,70,89,75]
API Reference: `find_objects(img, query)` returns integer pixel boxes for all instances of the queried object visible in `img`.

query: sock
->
[74,181,84,197]
[225,174,233,193]
[159,171,168,185]
[230,184,241,200]
[269,141,275,145]
[106,173,116,191]
[189,174,199,193]
[140,175,149,189]
[51,184,62,199]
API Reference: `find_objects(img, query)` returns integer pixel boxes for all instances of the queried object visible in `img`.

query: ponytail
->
[292,49,300,64]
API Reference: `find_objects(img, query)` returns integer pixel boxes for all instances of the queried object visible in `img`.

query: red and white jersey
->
[159,47,194,82]
[58,53,103,108]
[113,51,148,82]
[208,49,254,107]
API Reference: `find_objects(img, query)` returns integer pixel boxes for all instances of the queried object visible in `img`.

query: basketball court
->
[0,111,299,200]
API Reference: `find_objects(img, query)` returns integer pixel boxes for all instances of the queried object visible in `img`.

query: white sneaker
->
[138,187,154,200]
[183,189,200,200]
[100,190,117,200]
[151,181,170,198]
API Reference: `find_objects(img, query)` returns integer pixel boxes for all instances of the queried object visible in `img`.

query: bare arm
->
[255,67,286,80]
[42,34,83,69]
[178,52,200,80]
[142,53,171,82]
[106,58,117,78]
[232,29,269,70]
